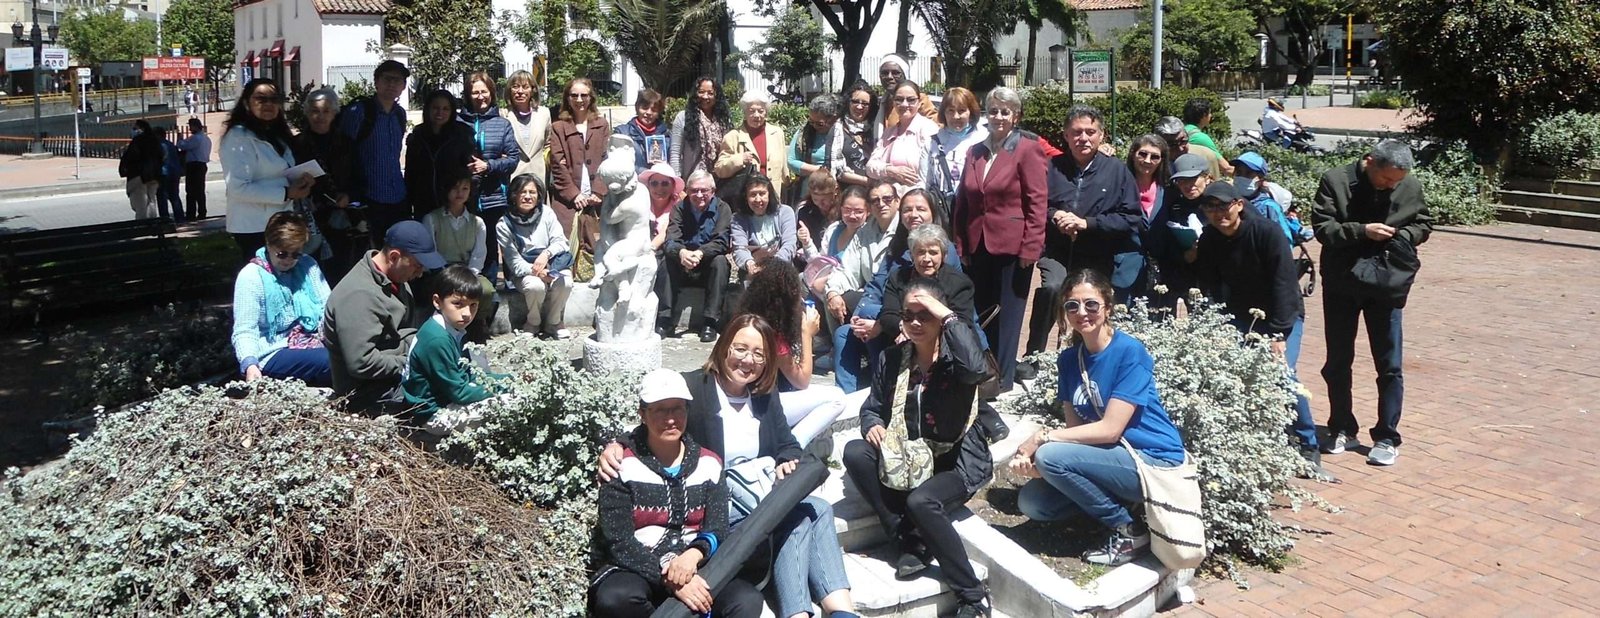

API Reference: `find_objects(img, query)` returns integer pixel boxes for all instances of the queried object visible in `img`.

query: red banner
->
[142,56,206,81]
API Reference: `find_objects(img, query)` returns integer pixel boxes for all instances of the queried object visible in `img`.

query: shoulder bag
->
[1349,235,1418,305]
[724,455,777,521]
[879,345,980,492]
[1078,346,1206,570]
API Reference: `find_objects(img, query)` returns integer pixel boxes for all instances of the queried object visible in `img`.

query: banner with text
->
[142,56,207,81]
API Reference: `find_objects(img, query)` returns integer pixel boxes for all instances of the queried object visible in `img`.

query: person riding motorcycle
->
[1261,99,1303,148]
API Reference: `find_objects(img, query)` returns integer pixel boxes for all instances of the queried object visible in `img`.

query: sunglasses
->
[850,99,871,106]
[869,195,897,204]
[273,250,302,260]
[569,92,591,99]
[1063,299,1104,315]
[648,179,673,188]
[903,309,938,324]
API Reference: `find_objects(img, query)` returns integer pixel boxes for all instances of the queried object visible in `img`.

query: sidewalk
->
[0,111,228,200]
[1178,222,1600,616]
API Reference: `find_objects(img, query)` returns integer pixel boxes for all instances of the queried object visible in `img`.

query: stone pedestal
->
[582,333,662,376]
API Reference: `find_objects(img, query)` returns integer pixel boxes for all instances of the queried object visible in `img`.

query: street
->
[0,179,227,232]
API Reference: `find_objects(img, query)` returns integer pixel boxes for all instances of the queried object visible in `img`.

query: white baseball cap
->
[638,368,694,404]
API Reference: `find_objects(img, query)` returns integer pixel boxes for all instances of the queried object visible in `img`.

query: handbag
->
[1077,346,1206,570]
[1349,235,1418,305]
[1296,245,1317,298]
[878,345,980,492]
[717,162,757,207]
[567,217,594,282]
[724,456,777,521]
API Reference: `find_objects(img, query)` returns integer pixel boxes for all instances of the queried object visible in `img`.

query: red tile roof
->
[1068,0,1144,10]
[312,0,390,15]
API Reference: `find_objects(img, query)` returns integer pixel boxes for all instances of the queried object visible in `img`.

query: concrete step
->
[1503,177,1600,199]
[1496,189,1600,215]
[848,547,990,617]
[1495,204,1600,233]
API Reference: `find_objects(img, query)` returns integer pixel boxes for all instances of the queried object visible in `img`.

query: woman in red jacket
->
[547,78,611,237]
[950,86,1049,394]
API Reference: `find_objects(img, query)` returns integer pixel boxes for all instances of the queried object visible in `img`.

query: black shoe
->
[1298,447,1339,483]
[954,598,993,618]
[892,550,930,580]
[699,326,718,343]
[978,405,1009,442]
[1014,359,1038,381]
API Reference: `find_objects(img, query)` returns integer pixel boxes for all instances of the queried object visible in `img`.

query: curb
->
[0,169,225,201]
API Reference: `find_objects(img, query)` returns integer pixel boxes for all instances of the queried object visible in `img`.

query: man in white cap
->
[871,54,938,130]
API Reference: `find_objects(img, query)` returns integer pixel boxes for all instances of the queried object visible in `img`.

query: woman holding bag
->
[1010,268,1194,568]
[841,281,996,618]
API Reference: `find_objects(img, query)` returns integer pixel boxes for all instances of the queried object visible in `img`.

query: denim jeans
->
[262,347,332,387]
[1230,316,1318,450]
[831,324,886,393]
[768,496,852,618]
[1018,442,1174,530]
[1320,289,1405,445]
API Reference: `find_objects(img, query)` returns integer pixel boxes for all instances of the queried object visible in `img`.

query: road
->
[0,179,227,233]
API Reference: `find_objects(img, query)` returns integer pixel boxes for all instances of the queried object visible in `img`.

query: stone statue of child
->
[588,135,658,343]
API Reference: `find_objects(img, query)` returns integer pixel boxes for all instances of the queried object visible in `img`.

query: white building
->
[232,0,387,92]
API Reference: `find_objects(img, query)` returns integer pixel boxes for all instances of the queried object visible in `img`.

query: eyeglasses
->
[729,345,767,365]
[648,179,673,188]
[904,309,938,324]
[273,250,302,260]
[985,108,1018,118]
[869,195,897,204]
[1063,299,1104,315]
[1136,151,1164,162]
[850,99,871,106]
[1200,200,1234,211]
[892,96,919,104]
[569,92,591,99]
[688,187,714,195]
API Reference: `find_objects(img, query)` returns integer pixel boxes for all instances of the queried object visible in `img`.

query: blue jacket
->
[457,106,523,212]
[1245,190,1304,246]
[614,118,670,173]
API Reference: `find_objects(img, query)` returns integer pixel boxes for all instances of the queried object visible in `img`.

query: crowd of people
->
[216,56,1432,617]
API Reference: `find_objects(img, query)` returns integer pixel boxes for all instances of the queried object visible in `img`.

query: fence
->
[326,65,379,94]
[0,110,180,158]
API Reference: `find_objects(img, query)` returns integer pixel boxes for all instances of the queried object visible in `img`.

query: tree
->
[1252,0,1347,88]
[913,0,1022,88]
[1117,0,1255,86]
[58,7,157,66]
[606,0,722,92]
[748,5,827,93]
[504,0,607,96]
[386,0,503,92]
[1373,0,1600,164]
[752,0,888,89]
[163,0,234,89]
[1008,0,1083,84]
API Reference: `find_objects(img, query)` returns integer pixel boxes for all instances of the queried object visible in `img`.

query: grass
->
[177,231,241,287]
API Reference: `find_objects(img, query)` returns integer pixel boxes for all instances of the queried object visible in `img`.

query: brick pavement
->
[1293,106,1423,135]
[1172,222,1600,616]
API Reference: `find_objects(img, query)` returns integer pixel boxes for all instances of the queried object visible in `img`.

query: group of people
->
[220,55,1431,617]
[119,116,211,223]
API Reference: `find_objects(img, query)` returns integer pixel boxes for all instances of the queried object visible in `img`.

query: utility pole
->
[1152,0,1164,88]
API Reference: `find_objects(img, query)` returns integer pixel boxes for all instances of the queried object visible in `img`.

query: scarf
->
[251,247,325,336]
[635,117,659,134]
[696,109,723,174]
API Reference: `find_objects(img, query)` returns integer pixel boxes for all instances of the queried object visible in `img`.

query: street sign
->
[142,56,207,81]
[76,67,91,85]
[4,46,69,71]
[1071,50,1113,94]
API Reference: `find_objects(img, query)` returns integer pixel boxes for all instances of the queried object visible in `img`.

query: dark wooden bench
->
[0,219,216,332]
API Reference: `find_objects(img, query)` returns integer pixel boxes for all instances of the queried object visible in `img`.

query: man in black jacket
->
[1312,140,1433,467]
[1018,105,1142,381]
[119,120,163,220]
[663,171,733,342]
[1193,181,1329,478]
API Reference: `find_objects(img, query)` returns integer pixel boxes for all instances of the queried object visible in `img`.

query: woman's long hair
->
[419,89,460,136]
[225,78,294,156]
[1125,133,1172,187]
[557,78,597,122]
[734,257,805,350]
[683,76,731,150]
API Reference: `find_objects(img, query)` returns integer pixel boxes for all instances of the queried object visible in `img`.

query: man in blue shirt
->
[339,60,411,245]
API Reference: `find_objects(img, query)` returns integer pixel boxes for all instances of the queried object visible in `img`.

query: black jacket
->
[665,198,733,261]
[681,369,804,465]
[404,121,478,217]
[1194,208,1304,335]
[1045,152,1144,276]
[119,133,164,183]
[860,316,996,496]
[1311,161,1433,300]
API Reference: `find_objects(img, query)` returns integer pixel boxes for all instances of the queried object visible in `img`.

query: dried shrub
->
[60,304,234,412]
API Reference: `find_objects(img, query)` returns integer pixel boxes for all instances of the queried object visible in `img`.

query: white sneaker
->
[1322,433,1359,455]
[1367,441,1399,466]
[553,327,573,340]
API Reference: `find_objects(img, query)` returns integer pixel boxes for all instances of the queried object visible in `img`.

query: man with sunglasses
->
[1017,105,1142,382]
[324,220,445,414]
[1191,182,1330,479]
[663,171,733,342]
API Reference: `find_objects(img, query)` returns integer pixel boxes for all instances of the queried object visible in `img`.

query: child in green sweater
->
[403,264,499,435]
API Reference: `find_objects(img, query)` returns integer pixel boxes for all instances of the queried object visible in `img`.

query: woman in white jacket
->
[222,78,314,260]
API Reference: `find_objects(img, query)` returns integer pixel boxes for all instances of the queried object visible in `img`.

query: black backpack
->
[341,97,383,199]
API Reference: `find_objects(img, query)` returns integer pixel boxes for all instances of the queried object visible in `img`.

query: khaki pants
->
[127,178,159,219]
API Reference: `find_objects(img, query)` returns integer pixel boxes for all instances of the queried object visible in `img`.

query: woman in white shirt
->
[222,78,314,259]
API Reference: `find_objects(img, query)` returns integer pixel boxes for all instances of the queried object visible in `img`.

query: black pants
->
[480,208,506,283]
[589,569,764,618]
[365,201,411,247]
[184,161,207,219]
[1321,288,1406,445]
[842,440,985,604]
[663,252,731,329]
[969,249,1033,391]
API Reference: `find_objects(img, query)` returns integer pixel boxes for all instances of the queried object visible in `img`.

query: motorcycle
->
[1239,120,1327,154]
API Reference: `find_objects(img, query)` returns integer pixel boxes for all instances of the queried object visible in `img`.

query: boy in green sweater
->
[404,265,499,435]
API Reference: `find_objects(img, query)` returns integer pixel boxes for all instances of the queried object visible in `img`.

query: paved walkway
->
[1178,222,1600,616]
[0,111,227,199]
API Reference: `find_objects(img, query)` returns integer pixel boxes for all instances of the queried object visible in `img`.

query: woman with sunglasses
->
[866,80,938,194]
[231,211,333,386]
[639,163,684,329]
[548,78,611,236]
[842,280,997,618]
[222,78,311,259]
[1123,134,1170,299]
[1009,268,1187,568]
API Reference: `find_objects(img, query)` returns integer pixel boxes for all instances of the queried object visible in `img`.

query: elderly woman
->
[231,211,332,386]
[670,76,732,179]
[951,86,1049,394]
[405,89,477,219]
[502,69,551,183]
[867,80,939,195]
[715,90,790,198]
[842,281,996,618]
[497,173,574,339]
[729,175,798,277]
[787,94,845,201]
[549,77,612,236]
[458,71,523,280]
[290,87,360,282]
[599,317,862,618]
[222,78,312,259]
[794,168,842,265]
[591,368,764,618]
[927,87,988,207]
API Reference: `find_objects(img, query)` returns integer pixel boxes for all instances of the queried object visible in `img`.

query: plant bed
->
[968,475,1107,586]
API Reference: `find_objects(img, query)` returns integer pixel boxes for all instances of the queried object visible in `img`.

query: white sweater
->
[221,125,295,234]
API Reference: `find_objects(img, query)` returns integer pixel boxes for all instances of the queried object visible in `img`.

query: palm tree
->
[607,0,725,91]
[1010,0,1084,84]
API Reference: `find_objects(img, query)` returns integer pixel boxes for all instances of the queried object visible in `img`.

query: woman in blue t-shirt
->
[1009,268,1187,567]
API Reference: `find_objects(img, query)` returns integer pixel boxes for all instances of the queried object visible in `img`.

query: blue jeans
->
[832,325,885,392]
[1320,289,1405,445]
[1018,442,1163,530]
[1230,316,1318,450]
[769,496,852,617]
[262,347,332,387]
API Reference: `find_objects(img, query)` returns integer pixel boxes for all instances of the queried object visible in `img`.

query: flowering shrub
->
[60,304,234,411]
[1009,297,1328,577]
[0,380,571,616]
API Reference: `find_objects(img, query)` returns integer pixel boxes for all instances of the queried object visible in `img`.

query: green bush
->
[0,381,572,616]
[1358,89,1413,110]
[766,102,810,142]
[1519,110,1600,171]
[60,304,233,412]
[1008,298,1330,579]
[1245,141,1497,226]
[1018,82,1075,146]
[1286,84,1330,97]
[1020,84,1231,148]
[664,96,687,124]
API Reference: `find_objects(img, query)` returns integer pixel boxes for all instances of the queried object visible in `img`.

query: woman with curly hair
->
[733,257,851,447]
[670,77,731,179]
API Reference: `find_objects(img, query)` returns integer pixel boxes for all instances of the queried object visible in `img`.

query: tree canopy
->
[748,5,827,92]
[163,0,235,86]
[1118,0,1255,85]
[752,0,887,89]
[386,0,503,93]
[58,7,157,66]
[606,0,722,92]
[914,0,1022,88]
